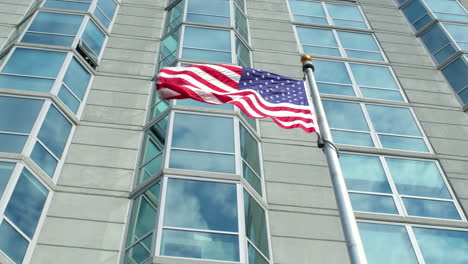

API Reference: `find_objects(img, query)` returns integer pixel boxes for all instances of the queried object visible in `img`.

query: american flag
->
[156,64,317,133]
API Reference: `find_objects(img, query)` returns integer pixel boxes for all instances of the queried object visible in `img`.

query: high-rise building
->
[0,0,467,263]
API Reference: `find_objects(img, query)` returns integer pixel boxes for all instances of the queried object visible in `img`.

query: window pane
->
[44,0,91,11]
[240,125,260,175]
[82,21,106,56]
[0,221,29,264]
[0,162,15,199]
[340,154,391,193]
[126,183,160,246]
[403,198,460,219]
[379,135,429,152]
[244,191,269,258]
[0,74,55,93]
[289,0,327,24]
[350,193,398,214]
[360,88,404,102]
[30,143,58,176]
[164,178,238,232]
[413,227,468,264]
[350,64,398,90]
[248,243,269,264]
[366,105,422,136]
[164,1,183,34]
[63,57,91,100]
[326,3,367,29]
[236,37,251,67]
[331,130,374,147]
[297,27,339,56]
[338,31,384,61]
[420,24,455,64]
[4,169,48,238]
[161,229,240,262]
[171,151,232,174]
[385,158,451,199]
[187,0,230,25]
[23,12,83,46]
[0,96,43,133]
[314,60,352,85]
[323,100,369,131]
[37,106,72,157]
[58,85,81,113]
[183,27,231,63]
[125,235,152,264]
[0,134,28,153]
[359,222,419,264]
[402,0,432,31]
[424,0,468,23]
[235,7,249,41]
[2,48,66,78]
[441,56,468,94]
[243,163,262,196]
[176,98,233,110]
[172,113,234,152]
[97,0,118,20]
[444,23,468,50]
[94,9,111,29]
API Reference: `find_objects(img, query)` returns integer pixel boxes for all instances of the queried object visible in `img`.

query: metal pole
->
[301,55,368,264]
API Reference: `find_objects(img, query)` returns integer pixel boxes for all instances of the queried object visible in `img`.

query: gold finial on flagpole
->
[301,54,312,64]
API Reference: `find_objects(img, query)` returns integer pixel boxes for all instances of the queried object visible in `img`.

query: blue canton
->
[238,68,309,106]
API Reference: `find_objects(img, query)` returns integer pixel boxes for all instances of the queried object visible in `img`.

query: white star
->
[270,80,274,83]
[277,76,280,80]
[276,86,279,88]
[249,80,252,83]
[255,78,258,81]
[287,80,290,83]
[244,82,247,85]
[267,73,270,75]
[265,82,268,85]
[292,85,295,87]
[252,70,256,73]
[262,75,265,78]
[247,72,250,76]
[260,84,262,87]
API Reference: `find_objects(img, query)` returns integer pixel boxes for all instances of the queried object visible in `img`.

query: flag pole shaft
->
[301,55,368,264]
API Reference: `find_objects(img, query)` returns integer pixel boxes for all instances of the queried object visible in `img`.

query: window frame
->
[343,152,466,221]
[0,46,95,117]
[323,99,432,153]
[294,26,388,62]
[0,162,53,264]
[286,0,370,29]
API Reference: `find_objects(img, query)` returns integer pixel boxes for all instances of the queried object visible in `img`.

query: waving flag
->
[156,64,317,133]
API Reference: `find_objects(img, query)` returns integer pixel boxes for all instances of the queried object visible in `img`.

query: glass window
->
[0,162,15,199]
[59,57,92,113]
[342,154,462,220]
[161,178,239,262]
[170,113,235,173]
[244,190,270,260]
[337,31,385,61]
[22,12,84,47]
[0,221,29,264]
[187,0,230,26]
[421,24,456,64]
[236,37,251,67]
[240,124,262,195]
[235,6,249,41]
[4,169,48,238]
[44,0,92,12]
[182,26,231,63]
[359,222,419,264]
[296,27,384,61]
[424,0,468,23]
[159,29,180,69]
[164,0,184,35]
[288,1,368,29]
[125,183,160,264]
[94,0,118,29]
[81,20,106,57]
[441,56,468,104]
[0,96,44,154]
[443,23,468,51]
[402,0,433,31]
[0,48,66,93]
[413,227,468,264]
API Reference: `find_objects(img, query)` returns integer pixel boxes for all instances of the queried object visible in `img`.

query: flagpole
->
[301,55,368,264]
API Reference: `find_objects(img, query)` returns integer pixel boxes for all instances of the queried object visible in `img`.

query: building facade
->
[0,0,467,263]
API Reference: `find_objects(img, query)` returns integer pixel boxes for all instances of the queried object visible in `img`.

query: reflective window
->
[59,57,92,113]
[235,5,249,41]
[288,0,368,29]
[0,48,66,93]
[359,222,468,264]
[441,56,468,104]
[32,105,73,177]
[124,183,160,264]
[323,100,429,152]
[170,113,235,173]
[22,12,84,47]
[81,20,106,57]
[424,0,468,23]
[420,24,456,64]
[187,0,230,26]
[0,168,49,264]
[137,115,169,184]
[0,96,44,154]
[359,222,419,264]
[240,125,262,195]
[244,190,270,262]
[0,162,15,199]
[44,0,92,12]
[164,0,184,35]
[341,154,462,220]
[94,0,118,29]
[159,29,180,69]
[296,27,385,61]
[443,23,468,51]
[236,37,251,67]
[314,59,403,101]
[161,178,239,262]
[402,0,433,31]
[182,26,231,63]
